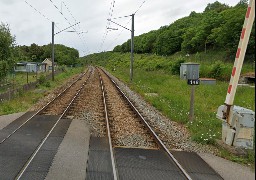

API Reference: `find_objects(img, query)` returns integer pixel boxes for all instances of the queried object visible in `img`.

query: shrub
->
[171,56,185,75]
[44,81,51,87]
[209,61,224,79]
[38,74,46,85]
[59,65,67,72]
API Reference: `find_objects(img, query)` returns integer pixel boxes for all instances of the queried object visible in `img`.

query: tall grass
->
[118,69,254,142]
[96,51,254,81]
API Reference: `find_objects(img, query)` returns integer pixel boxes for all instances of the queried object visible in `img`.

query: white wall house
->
[42,58,57,71]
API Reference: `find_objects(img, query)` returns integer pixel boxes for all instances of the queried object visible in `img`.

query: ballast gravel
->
[104,69,219,155]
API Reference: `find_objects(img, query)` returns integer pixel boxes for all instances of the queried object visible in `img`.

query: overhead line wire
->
[106,0,147,51]
[106,17,132,50]
[134,0,146,15]
[99,0,116,52]
[61,1,89,55]
[48,0,89,55]
[24,1,51,21]
[24,0,61,31]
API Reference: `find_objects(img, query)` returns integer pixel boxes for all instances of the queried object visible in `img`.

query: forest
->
[0,23,79,79]
[113,1,255,60]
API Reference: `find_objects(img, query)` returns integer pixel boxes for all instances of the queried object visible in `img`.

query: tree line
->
[113,1,255,60]
[0,23,79,80]
[14,43,79,65]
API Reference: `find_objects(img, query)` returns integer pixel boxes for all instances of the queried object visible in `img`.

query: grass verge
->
[110,67,255,168]
[0,67,84,115]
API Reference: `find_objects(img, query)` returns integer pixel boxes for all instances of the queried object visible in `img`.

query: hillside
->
[113,1,255,61]
[82,50,255,81]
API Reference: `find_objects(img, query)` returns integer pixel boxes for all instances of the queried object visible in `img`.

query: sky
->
[0,0,240,57]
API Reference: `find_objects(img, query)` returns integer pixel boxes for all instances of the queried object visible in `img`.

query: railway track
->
[0,66,222,179]
[0,68,90,144]
[95,67,192,180]
[0,67,93,179]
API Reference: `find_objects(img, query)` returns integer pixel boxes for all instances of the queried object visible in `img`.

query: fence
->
[0,71,60,103]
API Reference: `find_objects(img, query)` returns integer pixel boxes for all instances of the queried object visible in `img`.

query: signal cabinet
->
[180,62,200,80]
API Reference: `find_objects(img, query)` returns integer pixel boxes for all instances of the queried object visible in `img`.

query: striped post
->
[224,0,255,123]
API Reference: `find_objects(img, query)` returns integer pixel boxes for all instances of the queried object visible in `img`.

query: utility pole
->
[107,14,135,82]
[189,85,195,122]
[51,21,80,81]
[130,14,135,82]
[52,21,55,81]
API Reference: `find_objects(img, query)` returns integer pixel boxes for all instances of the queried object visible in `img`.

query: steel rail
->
[99,67,192,180]
[97,69,118,180]
[0,68,88,144]
[16,67,93,179]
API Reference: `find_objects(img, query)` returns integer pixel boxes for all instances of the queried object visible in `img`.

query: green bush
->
[209,61,224,79]
[38,74,46,85]
[44,81,51,87]
[170,56,185,75]
[59,65,67,72]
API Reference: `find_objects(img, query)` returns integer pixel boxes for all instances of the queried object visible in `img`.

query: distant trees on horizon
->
[0,22,79,79]
[113,1,255,60]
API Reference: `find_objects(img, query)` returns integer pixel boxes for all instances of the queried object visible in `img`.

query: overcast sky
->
[0,0,240,57]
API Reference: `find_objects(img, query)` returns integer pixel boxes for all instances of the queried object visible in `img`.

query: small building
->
[42,58,57,71]
[14,62,47,73]
[14,62,27,72]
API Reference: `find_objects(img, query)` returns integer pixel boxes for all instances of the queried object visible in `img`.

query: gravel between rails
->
[29,73,83,112]
[99,69,158,149]
[103,68,219,154]
[40,71,91,115]
[72,67,106,137]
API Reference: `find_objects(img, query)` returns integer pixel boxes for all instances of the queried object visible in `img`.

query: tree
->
[0,23,15,79]
[209,5,248,56]
[236,0,248,7]
[0,60,8,80]
[182,11,223,53]
[29,43,44,61]
[0,23,15,61]
[112,1,254,59]
[113,45,122,52]
[204,1,230,13]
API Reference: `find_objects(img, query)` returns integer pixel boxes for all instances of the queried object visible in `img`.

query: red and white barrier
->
[225,0,255,107]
